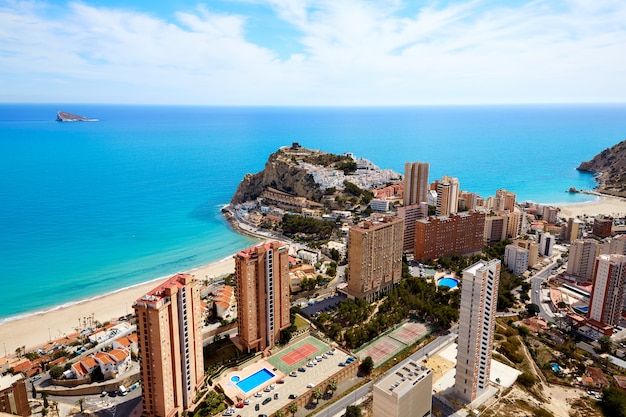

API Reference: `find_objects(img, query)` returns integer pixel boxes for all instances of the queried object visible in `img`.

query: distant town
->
[3,143,626,417]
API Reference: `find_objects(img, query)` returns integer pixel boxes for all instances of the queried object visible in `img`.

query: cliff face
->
[230,149,323,205]
[578,139,626,196]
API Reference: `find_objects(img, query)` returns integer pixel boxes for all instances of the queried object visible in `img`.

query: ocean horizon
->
[1,103,625,323]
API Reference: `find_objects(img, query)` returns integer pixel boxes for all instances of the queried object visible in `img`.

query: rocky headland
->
[577,139,626,197]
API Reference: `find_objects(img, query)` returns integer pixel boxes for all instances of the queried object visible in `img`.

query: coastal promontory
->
[578,139,626,197]
[229,143,401,207]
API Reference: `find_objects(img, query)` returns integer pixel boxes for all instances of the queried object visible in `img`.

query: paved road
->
[530,260,558,321]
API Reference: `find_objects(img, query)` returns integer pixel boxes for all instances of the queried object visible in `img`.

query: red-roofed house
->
[11,360,33,375]
[113,336,138,355]
[614,375,626,392]
[587,367,610,389]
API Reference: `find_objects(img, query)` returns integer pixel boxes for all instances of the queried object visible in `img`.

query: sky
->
[1,0,626,105]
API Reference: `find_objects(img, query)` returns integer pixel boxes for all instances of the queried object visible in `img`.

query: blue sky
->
[1,0,625,105]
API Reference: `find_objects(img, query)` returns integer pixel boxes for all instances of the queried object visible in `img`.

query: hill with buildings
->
[578,139,626,197]
[229,143,401,207]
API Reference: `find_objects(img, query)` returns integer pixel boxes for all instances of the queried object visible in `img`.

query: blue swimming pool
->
[551,363,561,372]
[236,368,275,393]
[230,375,240,383]
[575,305,589,314]
[438,277,459,289]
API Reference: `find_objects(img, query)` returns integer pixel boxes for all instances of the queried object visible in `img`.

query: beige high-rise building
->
[436,176,459,216]
[397,203,428,253]
[459,191,478,211]
[484,215,508,244]
[567,239,602,281]
[588,254,626,328]
[234,241,290,353]
[134,273,204,417]
[566,218,584,242]
[495,189,516,212]
[403,162,429,206]
[372,359,433,417]
[455,259,500,404]
[347,216,404,302]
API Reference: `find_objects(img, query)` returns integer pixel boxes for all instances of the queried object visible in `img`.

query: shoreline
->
[0,256,238,355]
[4,195,626,358]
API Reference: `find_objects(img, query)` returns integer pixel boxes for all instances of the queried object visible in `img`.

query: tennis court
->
[267,336,330,374]
[389,321,429,345]
[356,337,404,366]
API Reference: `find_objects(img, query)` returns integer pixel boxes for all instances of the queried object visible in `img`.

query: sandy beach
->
[0,257,236,356]
[555,193,626,219]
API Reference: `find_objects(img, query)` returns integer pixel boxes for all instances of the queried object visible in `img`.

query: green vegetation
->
[280,214,335,240]
[345,405,362,417]
[192,391,227,417]
[516,372,537,388]
[48,365,64,380]
[358,357,374,375]
[600,386,626,417]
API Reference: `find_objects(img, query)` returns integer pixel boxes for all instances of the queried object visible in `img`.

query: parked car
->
[288,394,298,399]
[298,367,306,372]
[306,383,314,388]
[289,371,297,377]
[273,393,279,400]
[262,397,272,405]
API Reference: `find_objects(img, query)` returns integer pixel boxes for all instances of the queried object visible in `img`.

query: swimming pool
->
[574,305,589,314]
[438,277,459,289]
[551,363,561,373]
[236,368,275,393]
[230,376,241,383]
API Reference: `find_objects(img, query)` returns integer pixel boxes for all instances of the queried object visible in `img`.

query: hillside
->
[577,139,626,197]
[229,143,401,206]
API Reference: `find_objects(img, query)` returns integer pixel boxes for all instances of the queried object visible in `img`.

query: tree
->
[359,356,374,375]
[313,387,323,403]
[75,398,85,414]
[600,386,626,417]
[42,392,49,409]
[526,303,540,316]
[516,372,537,388]
[598,335,614,353]
[345,405,362,417]
[288,402,298,416]
[49,365,64,380]
[327,379,338,396]
[275,410,285,417]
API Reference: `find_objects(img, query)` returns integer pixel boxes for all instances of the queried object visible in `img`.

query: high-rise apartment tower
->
[403,162,429,206]
[134,273,204,417]
[455,259,501,403]
[588,254,626,328]
[234,241,291,353]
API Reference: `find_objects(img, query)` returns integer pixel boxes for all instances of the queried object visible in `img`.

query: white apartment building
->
[504,244,529,276]
[455,259,501,403]
[373,359,433,417]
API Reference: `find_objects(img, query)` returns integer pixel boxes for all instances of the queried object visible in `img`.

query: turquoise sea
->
[1,103,625,322]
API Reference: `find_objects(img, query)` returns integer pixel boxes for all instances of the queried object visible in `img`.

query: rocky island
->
[578,139,626,197]
[56,111,98,122]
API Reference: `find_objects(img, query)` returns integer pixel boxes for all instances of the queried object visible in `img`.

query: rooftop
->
[374,358,432,397]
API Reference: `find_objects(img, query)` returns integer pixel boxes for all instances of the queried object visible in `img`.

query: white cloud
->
[0,0,625,104]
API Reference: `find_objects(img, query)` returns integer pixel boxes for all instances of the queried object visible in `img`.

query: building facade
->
[134,273,204,417]
[403,161,429,206]
[347,216,404,302]
[455,260,501,404]
[484,215,508,244]
[514,239,539,269]
[567,239,602,281]
[414,211,485,260]
[234,241,291,353]
[588,254,626,328]
[435,176,460,217]
[397,203,428,253]
[566,217,584,242]
[0,375,30,416]
[537,232,555,257]
[504,244,529,276]
[372,359,432,417]
[593,216,613,238]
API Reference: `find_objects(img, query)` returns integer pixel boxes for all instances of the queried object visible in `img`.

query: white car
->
[306,383,314,388]
[254,392,263,397]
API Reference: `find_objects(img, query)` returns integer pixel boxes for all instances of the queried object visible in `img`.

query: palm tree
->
[76,398,85,414]
[275,410,285,417]
[328,379,338,396]
[313,387,323,404]
[288,402,298,416]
